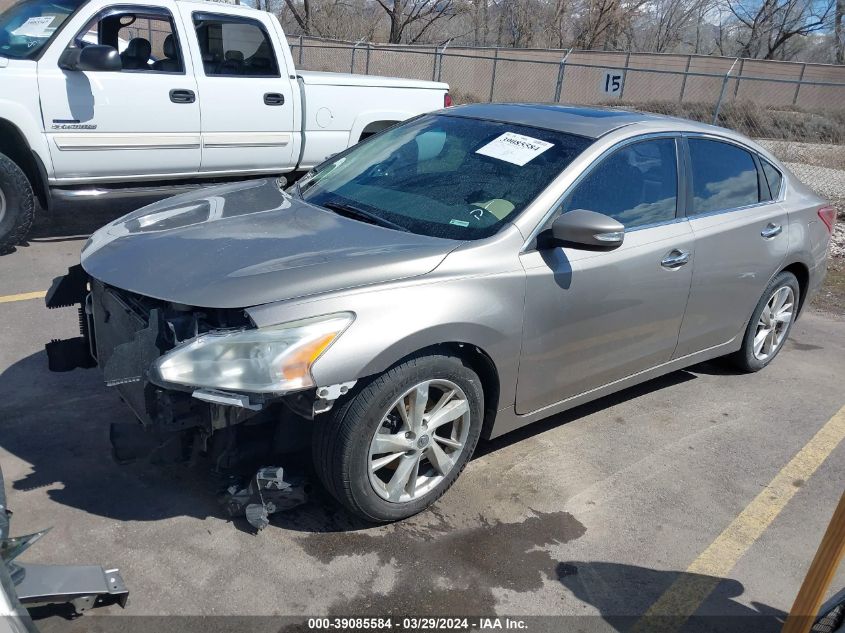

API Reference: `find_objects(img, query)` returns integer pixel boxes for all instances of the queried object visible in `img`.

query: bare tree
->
[727,0,835,60]
[836,0,844,64]
[571,0,646,50]
[282,0,317,35]
[373,0,464,43]
[643,0,711,53]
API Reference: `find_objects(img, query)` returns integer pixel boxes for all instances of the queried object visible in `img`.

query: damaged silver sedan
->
[46,104,833,522]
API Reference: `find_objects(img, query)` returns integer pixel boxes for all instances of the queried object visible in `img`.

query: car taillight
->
[444,93,453,108]
[818,206,837,233]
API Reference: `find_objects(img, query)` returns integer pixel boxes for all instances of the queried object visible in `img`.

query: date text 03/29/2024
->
[307,617,529,630]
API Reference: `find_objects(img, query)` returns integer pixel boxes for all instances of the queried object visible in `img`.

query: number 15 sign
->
[602,70,625,97]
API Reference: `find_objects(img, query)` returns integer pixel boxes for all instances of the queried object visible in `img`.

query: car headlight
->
[151,313,353,393]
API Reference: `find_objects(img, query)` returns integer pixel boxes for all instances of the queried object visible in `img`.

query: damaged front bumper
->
[45,266,352,465]
[45,265,269,432]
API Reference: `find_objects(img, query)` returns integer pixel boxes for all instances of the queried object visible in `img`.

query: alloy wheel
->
[368,379,471,503]
[753,285,795,361]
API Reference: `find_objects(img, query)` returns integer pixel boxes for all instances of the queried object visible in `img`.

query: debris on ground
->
[220,467,309,532]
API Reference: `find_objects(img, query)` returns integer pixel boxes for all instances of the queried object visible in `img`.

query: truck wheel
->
[312,354,484,522]
[0,153,36,253]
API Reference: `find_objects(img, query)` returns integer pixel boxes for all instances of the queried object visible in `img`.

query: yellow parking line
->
[0,290,47,304]
[634,404,845,633]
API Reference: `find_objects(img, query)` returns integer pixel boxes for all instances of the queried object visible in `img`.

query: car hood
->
[81,179,457,309]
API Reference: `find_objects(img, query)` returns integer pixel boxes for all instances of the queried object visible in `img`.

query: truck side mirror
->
[546,209,625,250]
[59,45,122,72]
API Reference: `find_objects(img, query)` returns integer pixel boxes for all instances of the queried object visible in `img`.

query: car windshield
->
[0,0,84,60]
[297,114,592,240]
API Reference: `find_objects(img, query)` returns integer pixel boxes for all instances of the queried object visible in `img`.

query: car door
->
[516,136,694,415]
[673,136,789,358]
[37,1,201,180]
[182,8,296,173]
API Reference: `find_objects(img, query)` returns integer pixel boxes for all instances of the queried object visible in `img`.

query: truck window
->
[73,7,184,73]
[0,0,86,60]
[192,12,279,78]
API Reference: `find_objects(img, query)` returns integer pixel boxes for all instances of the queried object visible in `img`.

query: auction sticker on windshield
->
[475,132,554,166]
[11,16,56,37]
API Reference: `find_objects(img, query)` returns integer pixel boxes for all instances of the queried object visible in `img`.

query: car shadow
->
[478,369,697,457]
[2,197,162,255]
[556,560,786,632]
[1,345,698,532]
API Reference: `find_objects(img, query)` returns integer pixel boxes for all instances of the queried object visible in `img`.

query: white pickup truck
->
[0,0,449,251]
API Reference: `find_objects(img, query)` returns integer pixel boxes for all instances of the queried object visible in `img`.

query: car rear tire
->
[0,153,35,254]
[729,271,800,372]
[312,354,484,522]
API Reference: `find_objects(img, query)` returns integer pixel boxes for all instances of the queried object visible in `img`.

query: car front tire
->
[312,353,484,522]
[730,271,800,372]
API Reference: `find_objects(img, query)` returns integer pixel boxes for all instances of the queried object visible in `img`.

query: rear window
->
[760,159,783,199]
[688,138,760,215]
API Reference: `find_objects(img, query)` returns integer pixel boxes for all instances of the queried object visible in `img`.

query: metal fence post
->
[436,39,451,83]
[350,38,365,74]
[298,34,304,66]
[712,58,739,125]
[732,57,745,99]
[678,55,692,103]
[619,51,631,99]
[792,63,807,106]
[488,48,499,102]
[365,43,371,75]
[553,49,572,102]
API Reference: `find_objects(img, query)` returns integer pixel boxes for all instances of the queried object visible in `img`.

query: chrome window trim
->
[521,131,683,252]
[682,133,785,218]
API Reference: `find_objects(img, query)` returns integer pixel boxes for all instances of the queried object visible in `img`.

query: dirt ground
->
[814,255,845,316]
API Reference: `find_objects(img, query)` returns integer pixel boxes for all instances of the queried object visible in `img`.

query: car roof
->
[441,103,725,140]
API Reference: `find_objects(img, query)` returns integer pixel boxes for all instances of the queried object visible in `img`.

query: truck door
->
[182,8,296,173]
[37,1,201,181]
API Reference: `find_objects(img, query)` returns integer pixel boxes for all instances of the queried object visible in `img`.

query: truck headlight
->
[151,313,353,393]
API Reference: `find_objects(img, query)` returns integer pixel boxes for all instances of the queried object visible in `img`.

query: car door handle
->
[761,223,782,239]
[661,249,691,269]
[169,89,196,104]
[264,92,285,106]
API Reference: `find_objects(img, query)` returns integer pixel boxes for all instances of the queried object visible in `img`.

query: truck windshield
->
[0,0,85,60]
[297,114,592,241]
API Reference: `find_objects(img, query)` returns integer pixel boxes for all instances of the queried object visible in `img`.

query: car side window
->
[760,158,783,200]
[562,138,678,229]
[192,13,279,77]
[74,8,184,73]
[687,138,760,215]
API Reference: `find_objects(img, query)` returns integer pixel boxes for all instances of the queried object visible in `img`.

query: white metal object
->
[601,69,624,97]
[0,0,448,197]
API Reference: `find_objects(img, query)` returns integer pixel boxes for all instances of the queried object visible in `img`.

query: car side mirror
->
[59,45,122,72]
[547,209,625,250]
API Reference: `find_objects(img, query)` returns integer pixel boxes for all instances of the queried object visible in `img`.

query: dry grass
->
[813,257,845,318]
[618,101,845,145]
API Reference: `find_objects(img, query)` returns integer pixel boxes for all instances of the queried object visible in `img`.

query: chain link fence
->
[291,36,845,252]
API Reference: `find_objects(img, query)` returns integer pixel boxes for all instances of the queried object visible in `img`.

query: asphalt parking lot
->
[1,199,844,632]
